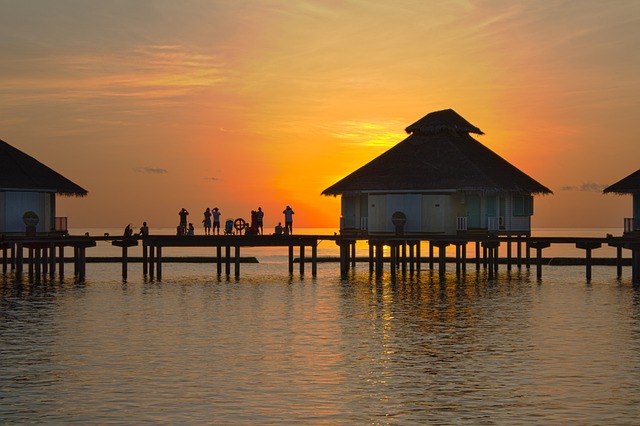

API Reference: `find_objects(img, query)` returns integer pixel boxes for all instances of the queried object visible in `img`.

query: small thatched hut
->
[603,169,640,234]
[322,109,552,236]
[0,138,87,235]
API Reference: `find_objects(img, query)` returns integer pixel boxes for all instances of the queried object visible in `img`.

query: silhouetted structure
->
[603,169,640,234]
[0,139,87,235]
[322,109,552,236]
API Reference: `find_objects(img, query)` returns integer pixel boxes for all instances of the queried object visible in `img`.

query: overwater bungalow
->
[322,109,552,236]
[0,139,87,235]
[603,169,640,235]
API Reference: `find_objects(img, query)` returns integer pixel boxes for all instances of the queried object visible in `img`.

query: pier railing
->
[624,218,636,233]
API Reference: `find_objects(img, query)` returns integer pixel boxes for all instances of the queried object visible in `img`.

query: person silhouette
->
[178,208,189,235]
[139,221,149,237]
[274,222,283,235]
[123,224,133,237]
[283,205,294,235]
[256,207,264,235]
[212,207,221,235]
[203,208,212,235]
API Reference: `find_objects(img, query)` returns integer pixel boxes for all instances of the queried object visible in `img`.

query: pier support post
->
[48,242,56,277]
[156,245,162,280]
[390,243,397,280]
[409,243,415,275]
[506,236,512,271]
[431,241,449,278]
[288,245,294,274]
[112,239,138,280]
[58,245,65,277]
[15,243,23,276]
[142,244,148,275]
[217,246,222,276]
[482,240,500,280]
[529,241,551,280]
[312,243,317,277]
[429,243,434,270]
[368,244,374,274]
[235,246,241,278]
[1,244,7,273]
[576,242,602,281]
[149,245,155,278]
[351,242,356,268]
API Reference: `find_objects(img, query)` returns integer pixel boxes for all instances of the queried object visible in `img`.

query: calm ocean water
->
[2,228,640,424]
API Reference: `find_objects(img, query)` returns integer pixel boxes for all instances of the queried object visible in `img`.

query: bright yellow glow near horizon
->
[1,1,639,230]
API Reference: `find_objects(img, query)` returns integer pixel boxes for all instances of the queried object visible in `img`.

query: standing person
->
[256,207,264,235]
[283,205,294,235]
[139,221,149,237]
[212,207,221,235]
[203,208,212,235]
[248,210,257,235]
[178,208,189,235]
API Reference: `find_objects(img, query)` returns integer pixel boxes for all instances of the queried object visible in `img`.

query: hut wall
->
[386,194,422,233]
[340,194,369,230]
[634,194,639,229]
[421,194,451,233]
[0,191,5,232]
[1,190,53,234]
[507,194,533,232]
[42,192,54,232]
[367,194,387,232]
[340,195,358,230]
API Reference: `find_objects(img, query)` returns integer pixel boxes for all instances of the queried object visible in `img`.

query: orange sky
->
[1,1,638,231]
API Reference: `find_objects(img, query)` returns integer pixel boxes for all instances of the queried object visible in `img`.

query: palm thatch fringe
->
[0,139,88,197]
[603,169,640,195]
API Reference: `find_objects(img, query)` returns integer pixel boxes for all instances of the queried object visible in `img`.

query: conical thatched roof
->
[0,139,88,196]
[322,109,552,196]
[603,169,640,194]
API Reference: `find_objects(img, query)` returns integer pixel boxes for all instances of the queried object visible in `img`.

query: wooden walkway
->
[1,233,639,283]
[114,234,327,280]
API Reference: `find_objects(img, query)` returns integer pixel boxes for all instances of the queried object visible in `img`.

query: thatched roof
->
[405,108,484,135]
[322,109,552,196]
[0,139,88,196]
[603,169,640,194]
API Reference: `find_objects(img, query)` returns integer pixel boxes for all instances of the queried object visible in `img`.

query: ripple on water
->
[1,264,640,423]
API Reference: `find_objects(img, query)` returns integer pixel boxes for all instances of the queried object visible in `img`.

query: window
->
[513,195,533,216]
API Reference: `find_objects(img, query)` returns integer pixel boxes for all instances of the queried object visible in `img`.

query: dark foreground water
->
[1,260,640,424]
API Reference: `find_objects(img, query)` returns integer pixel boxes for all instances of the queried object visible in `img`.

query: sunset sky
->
[1,0,639,231]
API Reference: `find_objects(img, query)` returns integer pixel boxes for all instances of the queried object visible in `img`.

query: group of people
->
[183,205,294,236]
[123,222,149,237]
[201,207,222,235]
[124,205,295,238]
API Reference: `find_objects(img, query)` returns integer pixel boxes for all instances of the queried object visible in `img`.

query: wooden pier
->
[1,233,639,283]
[115,235,323,280]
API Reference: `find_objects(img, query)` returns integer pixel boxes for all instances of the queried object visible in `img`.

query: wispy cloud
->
[560,182,609,192]
[329,120,406,147]
[204,177,222,182]
[135,166,168,174]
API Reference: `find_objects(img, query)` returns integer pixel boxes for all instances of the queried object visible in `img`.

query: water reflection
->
[1,264,640,423]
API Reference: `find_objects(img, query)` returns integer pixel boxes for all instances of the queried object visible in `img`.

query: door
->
[466,194,481,228]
